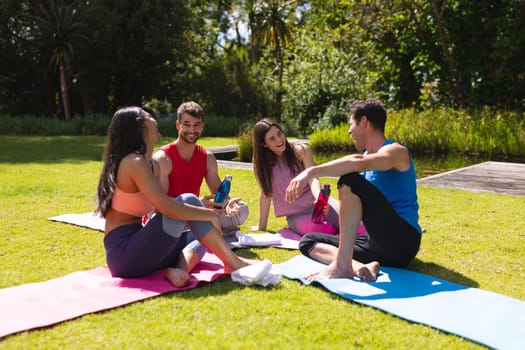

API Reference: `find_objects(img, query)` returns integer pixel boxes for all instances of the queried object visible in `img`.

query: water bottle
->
[311,184,331,224]
[213,174,232,209]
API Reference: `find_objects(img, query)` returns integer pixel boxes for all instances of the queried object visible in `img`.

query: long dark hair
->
[252,118,304,196]
[96,107,147,217]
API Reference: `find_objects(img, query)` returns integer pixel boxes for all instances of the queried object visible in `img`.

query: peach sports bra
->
[112,186,155,217]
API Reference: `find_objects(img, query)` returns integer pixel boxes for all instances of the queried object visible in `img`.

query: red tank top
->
[159,143,207,197]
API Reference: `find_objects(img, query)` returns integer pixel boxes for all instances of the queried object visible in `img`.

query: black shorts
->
[299,172,421,267]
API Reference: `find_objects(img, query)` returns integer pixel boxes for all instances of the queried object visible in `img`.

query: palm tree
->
[33,0,89,121]
[250,0,295,120]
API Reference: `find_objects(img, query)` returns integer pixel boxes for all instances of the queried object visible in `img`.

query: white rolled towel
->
[234,231,282,247]
[231,260,281,287]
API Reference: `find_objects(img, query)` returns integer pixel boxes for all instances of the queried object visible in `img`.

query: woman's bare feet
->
[354,261,380,282]
[223,257,251,274]
[166,267,191,288]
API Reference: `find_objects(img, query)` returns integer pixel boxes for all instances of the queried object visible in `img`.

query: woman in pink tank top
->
[253,119,361,236]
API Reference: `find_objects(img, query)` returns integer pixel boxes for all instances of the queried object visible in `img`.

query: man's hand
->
[285,169,311,203]
[209,213,223,234]
[200,194,216,209]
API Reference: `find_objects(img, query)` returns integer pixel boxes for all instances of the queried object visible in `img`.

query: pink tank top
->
[112,186,155,217]
[271,159,314,217]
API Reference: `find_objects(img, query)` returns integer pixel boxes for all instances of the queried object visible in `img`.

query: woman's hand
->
[225,197,242,217]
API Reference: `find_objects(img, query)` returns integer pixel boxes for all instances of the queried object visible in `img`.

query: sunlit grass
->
[0,136,523,349]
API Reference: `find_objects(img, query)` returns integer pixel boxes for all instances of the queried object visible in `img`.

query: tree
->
[281,2,383,134]
[0,1,43,114]
[250,0,295,120]
[32,0,89,120]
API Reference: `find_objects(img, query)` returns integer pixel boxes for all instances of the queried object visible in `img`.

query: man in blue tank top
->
[285,98,422,282]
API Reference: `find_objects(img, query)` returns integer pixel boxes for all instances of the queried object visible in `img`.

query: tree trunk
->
[78,73,94,115]
[59,62,71,121]
[275,34,284,121]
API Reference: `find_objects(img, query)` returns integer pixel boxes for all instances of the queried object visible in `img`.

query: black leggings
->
[299,172,421,267]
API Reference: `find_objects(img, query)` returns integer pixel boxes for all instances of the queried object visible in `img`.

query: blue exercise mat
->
[273,255,525,350]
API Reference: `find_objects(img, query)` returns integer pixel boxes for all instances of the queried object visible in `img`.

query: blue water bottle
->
[214,174,232,209]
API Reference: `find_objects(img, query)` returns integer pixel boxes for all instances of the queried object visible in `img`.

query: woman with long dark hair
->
[96,107,250,287]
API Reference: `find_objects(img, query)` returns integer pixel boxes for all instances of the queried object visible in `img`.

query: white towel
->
[234,231,282,247]
[231,260,281,287]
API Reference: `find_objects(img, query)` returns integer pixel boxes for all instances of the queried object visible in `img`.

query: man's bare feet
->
[354,261,380,282]
[166,267,190,287]
[305,262,355,281]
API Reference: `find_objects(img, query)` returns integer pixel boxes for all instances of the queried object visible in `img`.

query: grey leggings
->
[104,193,210,278]
[220,201,249,233]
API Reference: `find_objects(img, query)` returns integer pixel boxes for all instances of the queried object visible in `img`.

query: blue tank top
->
[362,140,422,234]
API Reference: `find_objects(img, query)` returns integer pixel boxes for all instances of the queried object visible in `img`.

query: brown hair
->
[252,118,304,196]
[348,98,387,132]
[176,101,204,121]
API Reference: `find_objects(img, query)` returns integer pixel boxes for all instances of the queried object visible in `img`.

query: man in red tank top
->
[153,101,249,234]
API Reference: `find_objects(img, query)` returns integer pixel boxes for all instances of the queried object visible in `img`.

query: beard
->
[179,132,201,144]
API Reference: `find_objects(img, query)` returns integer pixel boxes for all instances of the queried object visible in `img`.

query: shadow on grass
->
[164,249,283,300]
[408,258,479,288]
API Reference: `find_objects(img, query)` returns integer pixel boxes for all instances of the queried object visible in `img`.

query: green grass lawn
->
[0,136,524,349]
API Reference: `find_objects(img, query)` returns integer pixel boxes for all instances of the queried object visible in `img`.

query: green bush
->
[0,114,245,138]
[309,107,525,159]
[237,126,254,162]
[2,108,523,159]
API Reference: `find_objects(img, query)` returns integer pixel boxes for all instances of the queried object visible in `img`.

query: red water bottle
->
[311,184,331,224]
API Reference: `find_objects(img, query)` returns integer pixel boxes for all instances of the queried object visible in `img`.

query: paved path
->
[208,139,308,161]
[416,161,525,196]
[215,152,525,196]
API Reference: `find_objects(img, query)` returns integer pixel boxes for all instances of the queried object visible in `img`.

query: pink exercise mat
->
[0,253,227,339]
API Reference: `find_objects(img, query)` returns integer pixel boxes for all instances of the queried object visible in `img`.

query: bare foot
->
[166,267,190,288]
[354,261,380,282]
[305,262,354,281]
[223,256,265,274]
[223,258,252,274]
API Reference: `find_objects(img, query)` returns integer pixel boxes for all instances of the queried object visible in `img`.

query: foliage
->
[30,0,91,121]
[0,0,524,130]
[0,114,246,138]
[308,123,355,152]
[282,27,381,134]
[237,126,255,162]
[308,107,525,159]
[250,0,296,119]
[0,136,524,349]
[198,46,271,120]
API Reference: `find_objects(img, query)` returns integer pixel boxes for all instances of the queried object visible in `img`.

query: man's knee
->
[221,201,249,232]
[298,234,317,257]
[338,183,360,204]
[235,201,249,224]
[175,193,203,207]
